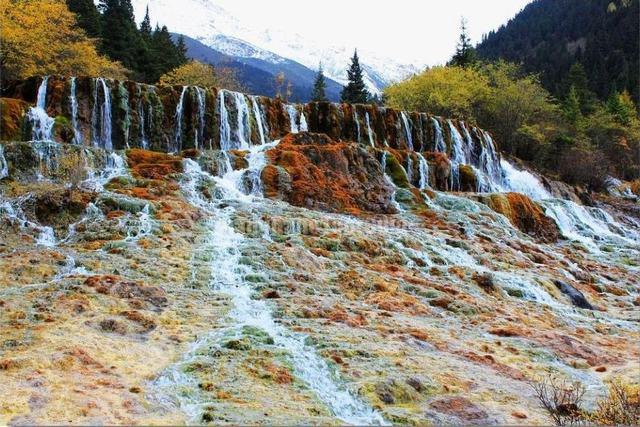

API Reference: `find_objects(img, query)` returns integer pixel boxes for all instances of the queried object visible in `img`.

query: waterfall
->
[69,77,82,144]
[353,110,361,143]
[365,112,375,147]
[194,87,206,150]
[406,156,413,184]
[27,76,55,141]
[234,92,251,148]
[0,197,56,247]
[417,153,430,190]
[251,96,268,145]
[286,104,300,133]
[381,151,403,212]
[448,120,466,165]
[173,86,188,153]
[219,90,231,150]
[138,91,149,150]
[162,150,386,425]
[500,160,550,200]
[91,78,112,151]
[447,120,467,191]
[300,110,308,132]
[0,144,8,179]
[400,112,414,151]
[432,117,446,153]
[479,131,503,187]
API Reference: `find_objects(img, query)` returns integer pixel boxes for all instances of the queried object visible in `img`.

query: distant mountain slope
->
[175,34,343,102]
[131,0,420,95]
[477,0,639,102]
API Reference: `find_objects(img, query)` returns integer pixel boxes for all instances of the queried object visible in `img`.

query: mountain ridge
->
[131,0,421,95]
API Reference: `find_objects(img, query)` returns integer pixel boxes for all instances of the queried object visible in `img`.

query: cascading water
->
[0,196,56,247]
[286,105,301,134]
[381,151,403,212]
[69,77,82,145]
[0,144,8,179]
[447,120,466,190]
[173,86,188,153]
[251,96,268,146]
[499,159,639,250]
[417,153,430,190]
[478,131,503,187]
[365,112,375,147]
[152,141,386,425]
[432,117,446,153]
[299,109,308,132]
[138,96,149,150]
[219,90,232,150]
[499,159,550,200]
[234,91,251,148]
[406,156,413,184]
[194,87,206,150]
[353,111,361,143]
[91,78,113,151]
[27,76,55,141]
[400,112,414,151]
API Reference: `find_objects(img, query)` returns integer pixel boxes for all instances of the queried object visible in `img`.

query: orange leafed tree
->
[0,0,127,81]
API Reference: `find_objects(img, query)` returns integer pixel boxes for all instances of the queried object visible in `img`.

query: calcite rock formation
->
[262,133,395,214]
[476,192,560,242]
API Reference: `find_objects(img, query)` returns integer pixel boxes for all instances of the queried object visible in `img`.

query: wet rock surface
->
[263,133,395,214]
[1,78,639,425]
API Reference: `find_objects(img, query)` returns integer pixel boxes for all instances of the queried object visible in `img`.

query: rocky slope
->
[0,76,639,425]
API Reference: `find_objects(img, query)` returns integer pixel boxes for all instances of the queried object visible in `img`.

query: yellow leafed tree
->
[0,0,127,81]
[159,60,244,91]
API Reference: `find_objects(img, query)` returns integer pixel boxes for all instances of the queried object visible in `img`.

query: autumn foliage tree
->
[0,0,126,83]
[159,60,243,91]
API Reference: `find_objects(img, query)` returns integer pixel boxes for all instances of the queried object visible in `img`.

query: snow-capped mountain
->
[130,0,421,94]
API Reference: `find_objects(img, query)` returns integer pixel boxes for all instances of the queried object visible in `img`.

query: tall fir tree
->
[341,50,370,104]
[140,5,152,38]
[66,0,102,38]
[311,64,327,102]
[449,17,477,67]
[563,62,597,114]
[98,0,143,72]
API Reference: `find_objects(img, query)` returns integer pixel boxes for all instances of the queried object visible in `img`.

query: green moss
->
[222,337,252,351]
[244,273,266,283]
[384,153,410,188]
[506,288,525,298]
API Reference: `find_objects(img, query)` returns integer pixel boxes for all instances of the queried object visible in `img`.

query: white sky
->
[214,0,533,66]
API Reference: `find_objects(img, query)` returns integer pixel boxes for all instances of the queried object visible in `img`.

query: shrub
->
[590,380,640,426]
[529,375,587,426]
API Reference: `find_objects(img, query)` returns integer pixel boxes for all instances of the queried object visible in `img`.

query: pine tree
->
[563,85,583,126]
[341,50,370,104]
[311,64,327,102]
[140,5,152,38]
[607,90,636,125]
[99,0,142,71]
[449,17,477,67]
[66,0,102,38]
[564,62,597,114]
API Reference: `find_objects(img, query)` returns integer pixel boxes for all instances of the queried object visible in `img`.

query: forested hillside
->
[477,0,639,104]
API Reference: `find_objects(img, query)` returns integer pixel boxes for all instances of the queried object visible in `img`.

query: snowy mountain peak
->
[131,0,420,94]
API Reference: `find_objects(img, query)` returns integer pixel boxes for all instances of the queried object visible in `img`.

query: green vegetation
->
[0,0,126,82]
[311,64,328,102]
[476,0,639,106]
[341,50,370,104]
[159,60,243,90]
[385,60,640,188]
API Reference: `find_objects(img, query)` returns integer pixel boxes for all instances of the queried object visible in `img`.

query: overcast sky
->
[214,0,533,66]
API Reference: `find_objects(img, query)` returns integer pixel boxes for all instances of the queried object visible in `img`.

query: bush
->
[531,376,640,426]
[590,380,640,426]
[529,375,587,426]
